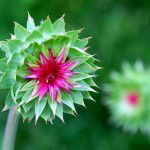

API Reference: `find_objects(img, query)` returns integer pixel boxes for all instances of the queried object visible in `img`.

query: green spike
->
[48,97,57,116]
[14,22,30,41]
[71,91,85,106]
[53,15,65,34]
[35,97,47,122]
[27,13,36,32]
[38,16,53,39]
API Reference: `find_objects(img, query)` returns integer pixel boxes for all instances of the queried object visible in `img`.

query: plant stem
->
[2,107,19,150]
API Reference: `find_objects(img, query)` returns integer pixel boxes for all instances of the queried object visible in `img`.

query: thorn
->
[83,47,90,51]
[2,106,7,112]
[83,103,86,108]
[86,37,92,40]
[79,27,85,32]
[35,118,37,125]
[23,118,26,123]
[49,119,53,125]
[28,12,31,17]
[14,21,18,26]
[62,14,65,18]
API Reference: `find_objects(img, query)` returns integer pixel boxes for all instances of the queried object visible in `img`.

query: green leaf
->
[16,67,29,78]
[35,97,47,121]
[14,23,30,41]
[69,47,88,57]
[82,91,94,101]
[63,105,74,115]
[76,63,96,74]
[62,91,76,112]
[20,80,35,91]
[19,90,33,105]
[22,100,34,112]
[0,69,15,89]
[8,40,24,54]
[26,53,38,64]
[90,63,101,70]
[74,38,90,49]
[71,91,85,106]
[70,55,90,67]
[73,80,96,92]
[0,58,7,73]
[29,43,41,58]
[41,44,49,58]
[56,103,64,122]
[85,56,96,65]
[39,17,53,39]
[52,35,71,57]
[53,15,65,34]
[67,29,81,45]
[24,43,34,53]
[19,88,38,105]
[8,53,24,70]
[41,104,54,123]
[16,91,25,100]
[0,41,10,54]
[26,30,43,44]
[72,73,93,81]
[27,13,36,32]
[43,37,54,49]
[84,78,97,87]
[48,98,57,116]
[3,92,16,111]
[21,107,34,121]
[12,82,24,100]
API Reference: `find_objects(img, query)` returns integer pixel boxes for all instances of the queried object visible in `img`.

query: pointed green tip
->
[87,37,92,40]
[2,106,8,112]
[80,28,85,32]
[28,12,31,18]
[14,21,18,27]
[62,14,65,18]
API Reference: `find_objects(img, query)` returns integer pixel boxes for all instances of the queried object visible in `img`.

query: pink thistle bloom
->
[126,92,139,106]
[25,49,76,101]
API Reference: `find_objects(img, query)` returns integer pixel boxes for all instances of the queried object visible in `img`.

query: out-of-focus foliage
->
[0,0,150,150]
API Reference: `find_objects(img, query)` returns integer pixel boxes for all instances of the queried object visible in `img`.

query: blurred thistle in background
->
[104,61,150,134]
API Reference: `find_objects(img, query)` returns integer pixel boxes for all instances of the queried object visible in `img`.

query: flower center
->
[46,74,55,83]
[25,49,76,100]
[126,92,139,106]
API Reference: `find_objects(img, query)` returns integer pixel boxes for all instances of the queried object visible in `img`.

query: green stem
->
[2,107,19,150]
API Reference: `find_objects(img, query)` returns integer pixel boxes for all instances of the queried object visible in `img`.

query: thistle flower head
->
[104,61,150,134]
[126,92,139,106]
[25,49,76,101]
[0,14,100,123]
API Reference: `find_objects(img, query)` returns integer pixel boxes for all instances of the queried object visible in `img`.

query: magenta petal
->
[49,85,56,100]
[61,61,77,69]
[56,49,65,63]
[40,53,48,64]
[25,49,75,101]
[49,49,55,62]
[25,74,38,79]
[38,84,48,100]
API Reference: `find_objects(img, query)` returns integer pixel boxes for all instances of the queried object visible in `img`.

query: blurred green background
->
[1,0,150,149]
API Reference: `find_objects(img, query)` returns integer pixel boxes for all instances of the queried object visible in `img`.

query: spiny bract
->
[0,14,100,123]
[104,61,150,134]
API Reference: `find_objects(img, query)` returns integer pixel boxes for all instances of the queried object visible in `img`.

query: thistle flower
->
[0,14,99,123]
[104,62,150,134]
[25,49,76,101]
